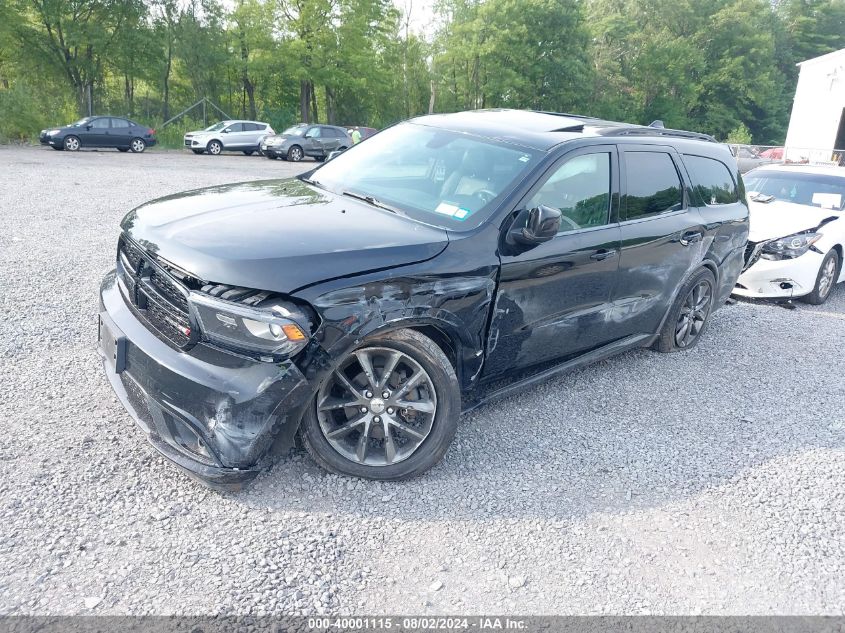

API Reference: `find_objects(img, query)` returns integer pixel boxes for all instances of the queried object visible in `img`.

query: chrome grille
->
[117,235,193,349]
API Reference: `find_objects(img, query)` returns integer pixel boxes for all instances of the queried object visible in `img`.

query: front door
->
[611,145,707,339]
[483,146,623,378]
[222,122,245,148]
[80,117,111,147]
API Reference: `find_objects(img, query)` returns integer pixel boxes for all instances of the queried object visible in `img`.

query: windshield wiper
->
[342,190,402,215]
[299,175,321,187]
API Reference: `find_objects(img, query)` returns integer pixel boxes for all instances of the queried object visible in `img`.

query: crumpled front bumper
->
[734,251,823,299]
[97,271,313,488]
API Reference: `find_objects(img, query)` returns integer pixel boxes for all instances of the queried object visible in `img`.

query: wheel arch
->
[651,261,719,344]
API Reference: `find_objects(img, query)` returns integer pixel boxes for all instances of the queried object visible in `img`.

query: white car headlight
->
[761,231,822,260]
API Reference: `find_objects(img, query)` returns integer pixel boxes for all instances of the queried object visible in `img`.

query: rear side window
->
[243,123,259,131]
[624,152,683,220]
[110,118,130,128]
[684,155,738,205]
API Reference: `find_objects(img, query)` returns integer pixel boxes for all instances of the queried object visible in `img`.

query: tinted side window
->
[528,153,611,232]
[110,118,130,128]
[624,152,683,220]
[322,127,339,138]
[226,123,244,132]
[91,118,110,129]
[684,154,738,205]
[243,123,259,131]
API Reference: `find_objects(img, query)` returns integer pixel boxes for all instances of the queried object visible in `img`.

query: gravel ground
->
[1,145,844,616]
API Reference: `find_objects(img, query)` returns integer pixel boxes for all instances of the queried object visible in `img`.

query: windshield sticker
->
[435,202,460,217]
[454,208,472,220]
[519,154,531,163]
[812,192,842,209]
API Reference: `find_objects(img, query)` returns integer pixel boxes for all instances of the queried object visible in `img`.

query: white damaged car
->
[736,164,845,304]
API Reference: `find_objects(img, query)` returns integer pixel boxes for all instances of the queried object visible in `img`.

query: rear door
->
[109,118,133,147]
[319,126,341,154]
[243,122,263,148]
[611,144,707,339]
[483,146,623,378]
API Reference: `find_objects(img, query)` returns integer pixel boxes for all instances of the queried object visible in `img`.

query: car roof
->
[408,108,717,152]
[746,163,845,178]
[222,120,269,125]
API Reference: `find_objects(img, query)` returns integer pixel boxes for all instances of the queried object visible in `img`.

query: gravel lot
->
[1,145,844,616]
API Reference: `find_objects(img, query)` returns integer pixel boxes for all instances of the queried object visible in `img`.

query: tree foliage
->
[0,0,844,143]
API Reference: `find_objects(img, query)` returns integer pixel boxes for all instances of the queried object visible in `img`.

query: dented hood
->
[747,197,841,242]
[120,179,449,293]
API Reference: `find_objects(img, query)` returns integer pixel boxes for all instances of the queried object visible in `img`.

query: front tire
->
[64,136,80,151]
[801,249,840,305]
[192,149,204,155]
[207,140,223,155]
[287,145,303,162]
[655,268,716,353]
[300,329,459,480]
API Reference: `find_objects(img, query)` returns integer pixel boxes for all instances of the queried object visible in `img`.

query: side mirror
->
[222,128,231,134]
[326,149,345,161]
[506,205,561,248]
[85,125,92,130]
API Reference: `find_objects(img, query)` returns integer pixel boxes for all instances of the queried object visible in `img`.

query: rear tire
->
[130,138,146,153]
[655,268,717,353]
[801,249,840,305]
[299,329,459,480]
[64,136,80,151]
[243,150,254,156]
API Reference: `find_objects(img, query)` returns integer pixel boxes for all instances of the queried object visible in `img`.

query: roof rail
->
[532,110,716,143]
[595,126,717,143]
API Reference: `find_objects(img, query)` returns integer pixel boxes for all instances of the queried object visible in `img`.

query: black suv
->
[98,109,748,487]
[40,116,157,152]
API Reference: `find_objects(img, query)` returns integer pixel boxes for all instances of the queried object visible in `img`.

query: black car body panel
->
[40,116,157,150]
[98,109,749,487]
[121,179,450,294]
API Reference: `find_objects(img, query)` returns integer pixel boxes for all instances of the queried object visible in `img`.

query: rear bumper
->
[97,271,313,488]
[734,251,822,299]
[146,138,158,148]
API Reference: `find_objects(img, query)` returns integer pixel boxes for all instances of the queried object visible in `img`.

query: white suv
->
[184,120,275,156]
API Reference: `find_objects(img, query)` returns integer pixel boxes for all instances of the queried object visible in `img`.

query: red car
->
[759,147,784,159]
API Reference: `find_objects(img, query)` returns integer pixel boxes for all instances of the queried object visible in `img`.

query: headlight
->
[48,129,60,135]
[190,292,310,359]
[761,231,822,260]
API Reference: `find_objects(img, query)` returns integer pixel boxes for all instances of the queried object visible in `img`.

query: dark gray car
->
[261,124,352,161]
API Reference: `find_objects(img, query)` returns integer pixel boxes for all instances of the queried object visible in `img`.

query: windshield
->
[69,118,91,127]
[282,126,307,136]
[745,170,845,211]
[204,122,227,132]
[310,122,541,229]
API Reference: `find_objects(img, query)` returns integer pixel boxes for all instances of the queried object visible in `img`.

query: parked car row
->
[37,115,375,159]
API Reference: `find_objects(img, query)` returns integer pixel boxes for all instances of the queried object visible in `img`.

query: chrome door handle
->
[680,231,703,246]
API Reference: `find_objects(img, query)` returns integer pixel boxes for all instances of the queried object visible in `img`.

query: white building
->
[784,48,845,164]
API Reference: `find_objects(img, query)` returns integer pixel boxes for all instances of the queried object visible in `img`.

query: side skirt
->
[462,333,653,414]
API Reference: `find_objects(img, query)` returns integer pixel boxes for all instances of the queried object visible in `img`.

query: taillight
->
[149,128,155,135]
